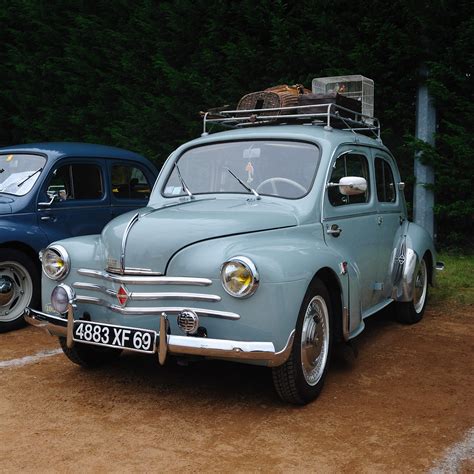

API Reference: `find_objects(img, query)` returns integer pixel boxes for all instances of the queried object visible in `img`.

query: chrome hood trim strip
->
[120,212,140,272]
[77,269,212,286]
[74,296,239,320]
[73,282,221,303]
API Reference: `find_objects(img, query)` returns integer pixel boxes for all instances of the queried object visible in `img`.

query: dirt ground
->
[1,303,473,473]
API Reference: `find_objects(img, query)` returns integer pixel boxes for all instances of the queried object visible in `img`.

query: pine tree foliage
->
[0,0,472,247]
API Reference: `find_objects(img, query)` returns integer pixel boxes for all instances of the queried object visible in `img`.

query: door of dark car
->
[323,147,380,315]
[37,159,111,242]
[108,161,154,218]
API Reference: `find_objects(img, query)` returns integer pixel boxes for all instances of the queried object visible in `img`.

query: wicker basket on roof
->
[237,84,310,117]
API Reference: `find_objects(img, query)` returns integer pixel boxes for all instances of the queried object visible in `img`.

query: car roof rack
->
[201,103,381,141]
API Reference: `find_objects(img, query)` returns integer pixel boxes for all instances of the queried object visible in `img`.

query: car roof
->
[178,124,389,154]
[0,142,153,167]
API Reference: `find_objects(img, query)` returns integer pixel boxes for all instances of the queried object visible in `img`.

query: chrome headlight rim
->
[51,283,76,314]
[41,244,70,281]
[220,256,259,298]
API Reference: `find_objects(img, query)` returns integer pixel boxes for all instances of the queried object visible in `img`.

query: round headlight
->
[41,245,70,280]
[51,284,75,314]
[221,256,259,298]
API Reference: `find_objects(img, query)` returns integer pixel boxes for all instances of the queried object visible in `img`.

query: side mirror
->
[38,194,58,207]
[338,176,367,196]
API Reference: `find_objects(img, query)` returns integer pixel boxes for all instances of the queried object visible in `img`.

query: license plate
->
[73,320,156,354]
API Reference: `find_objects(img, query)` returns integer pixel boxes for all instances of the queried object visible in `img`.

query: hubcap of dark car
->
[0,262,33,322]
[0,275,14,306]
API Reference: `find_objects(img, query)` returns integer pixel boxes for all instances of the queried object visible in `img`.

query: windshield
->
[0,154,46,196]
[163,140,320,199]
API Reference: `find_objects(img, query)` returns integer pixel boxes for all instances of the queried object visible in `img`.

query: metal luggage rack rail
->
[201,103,381,140]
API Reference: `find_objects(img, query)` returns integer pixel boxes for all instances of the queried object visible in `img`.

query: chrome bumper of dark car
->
[24,307,294,368]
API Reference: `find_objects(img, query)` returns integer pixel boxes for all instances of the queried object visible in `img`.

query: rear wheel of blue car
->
[59,337,122,368]
[272,278,333,405]
[0,249,40,333]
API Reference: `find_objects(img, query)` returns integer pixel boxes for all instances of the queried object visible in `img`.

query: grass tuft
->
[430,253,474,306]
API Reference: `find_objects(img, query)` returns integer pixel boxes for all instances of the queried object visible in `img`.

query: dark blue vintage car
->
[0,142,158,331]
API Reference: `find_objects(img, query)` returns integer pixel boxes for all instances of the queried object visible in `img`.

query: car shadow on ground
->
[69,303,401,408]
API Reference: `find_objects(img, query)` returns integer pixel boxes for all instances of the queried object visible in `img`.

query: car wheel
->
[272,278,333,405]
[395,256,429,324]
[58,337,122,368]
[0,249,40,333]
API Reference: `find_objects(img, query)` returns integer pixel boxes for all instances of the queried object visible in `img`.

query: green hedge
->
[0,0,472,248]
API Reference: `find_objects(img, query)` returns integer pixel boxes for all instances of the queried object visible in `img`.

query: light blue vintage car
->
[25,90,442,404]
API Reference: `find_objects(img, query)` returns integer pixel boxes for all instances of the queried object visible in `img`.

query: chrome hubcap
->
[0,262,33,322]
[0,275,14,306]
[413,259,427,314]
[300,295,329,386]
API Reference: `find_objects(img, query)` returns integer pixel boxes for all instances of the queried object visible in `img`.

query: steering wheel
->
[256,177,307,195]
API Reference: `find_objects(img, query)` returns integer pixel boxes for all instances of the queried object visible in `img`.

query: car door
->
[372,151,406,305]
[322,147,380,315]
[37,158,111,242]
[108,161,154,219]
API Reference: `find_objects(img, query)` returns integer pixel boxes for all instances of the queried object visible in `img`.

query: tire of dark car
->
[0,248,40,333]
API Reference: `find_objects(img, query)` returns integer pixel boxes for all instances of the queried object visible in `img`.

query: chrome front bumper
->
[24,307,294,368]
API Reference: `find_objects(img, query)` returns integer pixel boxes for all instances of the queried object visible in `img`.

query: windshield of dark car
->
[0,154,46,196]
[162,140,320,199]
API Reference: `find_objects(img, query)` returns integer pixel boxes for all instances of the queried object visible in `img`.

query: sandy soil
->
[0,303,473,473]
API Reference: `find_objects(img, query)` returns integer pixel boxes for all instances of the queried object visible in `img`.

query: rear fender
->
[391,222,436,303]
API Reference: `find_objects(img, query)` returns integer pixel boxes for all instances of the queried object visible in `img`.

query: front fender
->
[41,234,103,310]
[167,224,350,350]
[0,216,48,252]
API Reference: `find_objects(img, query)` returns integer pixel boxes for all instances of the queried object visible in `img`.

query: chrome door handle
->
[377,216,383,225]
[40,216,52,221]
[326,224,342,237]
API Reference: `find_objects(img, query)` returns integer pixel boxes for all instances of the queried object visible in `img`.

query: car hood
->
[101,198,298,274]
[0,195,14,215]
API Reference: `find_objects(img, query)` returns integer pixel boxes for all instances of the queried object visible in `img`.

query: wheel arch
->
[0,241,41,270]
[310,267,344,344]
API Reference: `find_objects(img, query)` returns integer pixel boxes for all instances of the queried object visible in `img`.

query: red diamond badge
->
[117,286,129,306]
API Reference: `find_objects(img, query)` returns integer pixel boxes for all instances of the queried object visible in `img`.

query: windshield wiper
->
[174,163,194,199]
[226,168,261,200]
[16,167,43,187]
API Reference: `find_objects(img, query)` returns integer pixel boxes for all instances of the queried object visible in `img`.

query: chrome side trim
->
[131,292,221,302]
[120,212,140,272]
[72,282,220,302]
[77,269,212,286]
[74,296,239,320]
[25,307,294,367]
[73,282,116,296]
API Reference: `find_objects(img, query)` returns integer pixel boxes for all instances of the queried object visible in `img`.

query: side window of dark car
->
[47,164,103,201]
[111,165,151,200]
[375,158,396,203]
[328,153,370,206]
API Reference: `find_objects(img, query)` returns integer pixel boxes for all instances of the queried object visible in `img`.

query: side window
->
[328,153,370,206]
[46,164,103,201]
[375,158,396,203]
[47,165,71,201]
[111,165,151,200]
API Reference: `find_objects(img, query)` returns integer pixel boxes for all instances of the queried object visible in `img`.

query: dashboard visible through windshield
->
[163,140,320,199]
[0,154,46,196]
